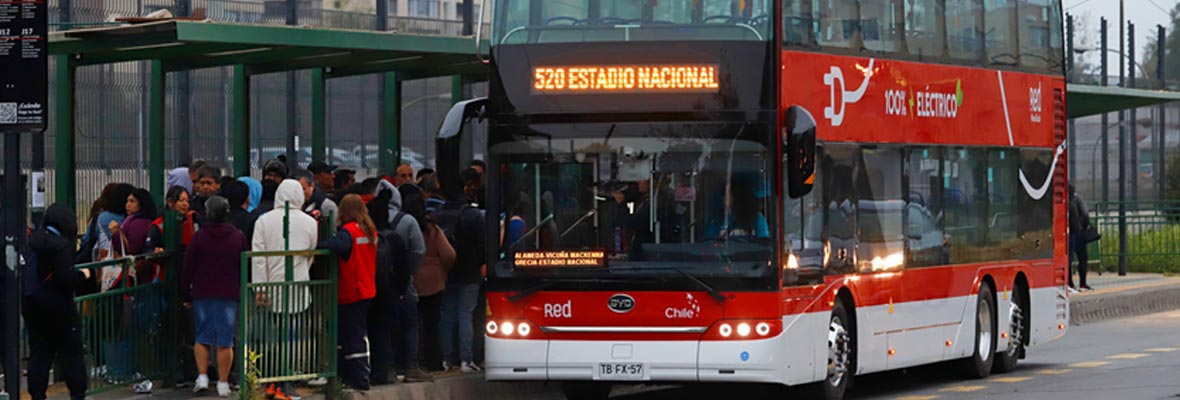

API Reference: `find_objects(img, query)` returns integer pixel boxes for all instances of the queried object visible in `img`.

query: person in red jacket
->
[318,194,378,391]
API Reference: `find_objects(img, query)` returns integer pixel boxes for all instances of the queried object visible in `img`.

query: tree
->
[1143,2,1180,88]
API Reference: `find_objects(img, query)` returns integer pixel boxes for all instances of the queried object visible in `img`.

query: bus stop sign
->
[0,0,47,132]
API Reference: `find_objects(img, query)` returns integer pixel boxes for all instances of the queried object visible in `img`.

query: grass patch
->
[1095,224,1180,274]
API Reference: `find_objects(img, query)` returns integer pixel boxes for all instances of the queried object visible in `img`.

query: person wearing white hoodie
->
[251,179,318,400]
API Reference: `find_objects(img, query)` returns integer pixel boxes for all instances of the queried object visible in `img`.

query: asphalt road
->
[616,310,1180,400]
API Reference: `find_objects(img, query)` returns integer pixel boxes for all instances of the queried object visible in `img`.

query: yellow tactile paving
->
[940,385,987,393]
[1106,353,1150,360]
[1069,361,1112,368]
[1035,369,1073,375]
[1145,348,1180,353]
[990,376,1033,383]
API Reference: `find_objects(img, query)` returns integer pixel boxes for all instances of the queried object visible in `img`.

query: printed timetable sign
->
[533,65,720,94]
[0,0,47,132]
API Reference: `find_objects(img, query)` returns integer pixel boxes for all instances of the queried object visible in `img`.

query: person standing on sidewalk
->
[25,204,93,400]
[318,194,379,391]
[1069,184,1095,291]
[183,196,248,397]
[437,168,487,373]
[252,180,318,400]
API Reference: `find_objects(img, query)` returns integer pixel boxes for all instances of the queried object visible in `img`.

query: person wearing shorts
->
[183,196,249,397]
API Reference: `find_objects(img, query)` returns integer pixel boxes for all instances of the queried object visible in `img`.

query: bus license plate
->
[598,363,644,380]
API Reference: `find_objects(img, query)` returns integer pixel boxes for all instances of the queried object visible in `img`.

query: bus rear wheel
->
[824,300,854,400]
[994,285,1026,373]
[562,382,612,400]
[961,283,997,379]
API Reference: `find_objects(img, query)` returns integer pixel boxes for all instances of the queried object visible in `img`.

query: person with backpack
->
[404,190,452,378]
[79,183,135,264]
[318,194,380,391]
[25,203,94,400]
[369,180,425,381]
[1069,184,1096,292]
[435,168,486,373]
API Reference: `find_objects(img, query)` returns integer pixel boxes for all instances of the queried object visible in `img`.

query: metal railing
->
[73,251,179,394]
[1088,201,1180,274]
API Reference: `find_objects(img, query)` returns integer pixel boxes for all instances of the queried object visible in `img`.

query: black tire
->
[562,382,612,400]
[824,300,855,400]
[961,283,997,379]
[994,284,1026,373]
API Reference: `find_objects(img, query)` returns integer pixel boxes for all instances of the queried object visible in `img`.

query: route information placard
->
[0,0,47,132]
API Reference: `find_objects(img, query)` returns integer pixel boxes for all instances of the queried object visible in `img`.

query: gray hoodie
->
[377,180,426,283]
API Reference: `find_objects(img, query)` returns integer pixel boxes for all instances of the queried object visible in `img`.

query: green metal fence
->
[73,251,179,395]
[1088,201,1180,274]
[236,249,338,399]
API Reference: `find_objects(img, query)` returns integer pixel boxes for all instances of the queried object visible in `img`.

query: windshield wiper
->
[607,266,726,304]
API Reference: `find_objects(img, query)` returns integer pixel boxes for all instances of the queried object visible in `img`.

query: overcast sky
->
[1064,0,1178,67]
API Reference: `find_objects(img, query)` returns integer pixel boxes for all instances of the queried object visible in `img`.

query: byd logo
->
[544,300,572,318]
[823,59,876,127]
[608,294,635,314]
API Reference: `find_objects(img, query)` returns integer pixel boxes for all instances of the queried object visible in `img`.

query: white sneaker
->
[217,381,231,398]
[307,377,328,386]
[460,362,482,373]
[441,361,452,371]
[194,375,209,393]
[1067,287,1080,294]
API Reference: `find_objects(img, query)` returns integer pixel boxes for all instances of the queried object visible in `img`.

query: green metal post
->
[233,65,251,177]
[312,68,326,163]
[451,74,464,105]
[149,60,166,210]
[379,72,401,176]
[54,54,76,209]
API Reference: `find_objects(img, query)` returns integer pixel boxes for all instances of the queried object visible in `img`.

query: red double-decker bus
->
[460,1,1069,399]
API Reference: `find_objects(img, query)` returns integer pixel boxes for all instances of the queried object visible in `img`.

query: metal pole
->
[1129,22,1138,203]
[149,60,166,211]
[1101,17,1109,205]
[1117,4,1128,276]
[54,54,76,211]
[462,0,474,36]
[3,132,24,399]
[1159,24,1167,202]
[1067,13,1075,185]
[285,0,298,169]
[379,72,400,177]
[311,68,325,163]
[232,65,251,177]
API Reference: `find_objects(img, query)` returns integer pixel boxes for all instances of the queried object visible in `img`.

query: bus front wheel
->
[824,300,854,400]
[962,283,997,379]
[562,382,612,400]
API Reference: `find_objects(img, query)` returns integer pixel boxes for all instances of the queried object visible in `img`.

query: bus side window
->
[943,148,988,264]
[824,144,858,276]
[1017,0,1057,71]
[906,147,947,268]
[986,149,1020,258]
[984,0,1019,66]
[1019,148,1054,259]
[782,0,818,47]
[946,0,985,63]
[856,146,905,272]
[906,0,948,59]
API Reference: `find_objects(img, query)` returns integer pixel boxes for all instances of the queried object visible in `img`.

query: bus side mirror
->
[784,106,816,199]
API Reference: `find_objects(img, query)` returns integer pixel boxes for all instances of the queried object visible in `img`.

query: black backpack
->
[385,212,413,296]
[433,202,470,247]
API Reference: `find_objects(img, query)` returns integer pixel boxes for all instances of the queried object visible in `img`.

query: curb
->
[354,375,563,400]
[1070,280,1180,325]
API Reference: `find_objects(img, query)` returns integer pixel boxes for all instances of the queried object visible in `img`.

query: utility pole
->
[1101,17,1109,204]
[1118,0,1128,276]
[1160,24,1168,202]
[1067,14,1076,185]
[1129,22,1138,204]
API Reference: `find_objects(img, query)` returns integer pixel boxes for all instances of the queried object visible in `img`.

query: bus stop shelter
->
[49,19,489,208]
[1067,84,1180,119]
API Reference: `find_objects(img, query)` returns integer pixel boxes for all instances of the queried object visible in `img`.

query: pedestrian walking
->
[183,196,248,397]
[319,194,379,391]
[1069,184,1097,291]
[25,204,94,400]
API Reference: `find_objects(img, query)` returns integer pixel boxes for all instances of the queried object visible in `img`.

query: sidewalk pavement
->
[52,273,1180,400]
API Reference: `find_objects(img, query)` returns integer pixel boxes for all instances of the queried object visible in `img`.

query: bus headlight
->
[501,321,515,336]
[737,323,752,337]
[756,322,771,336]
[517,322,531,337]
[719,323,733,337]
[486,321,498,335]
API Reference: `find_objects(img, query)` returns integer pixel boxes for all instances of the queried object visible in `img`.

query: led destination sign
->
[514,251,607,268]
[533,65,719,93]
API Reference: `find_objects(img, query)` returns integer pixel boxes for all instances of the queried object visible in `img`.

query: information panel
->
[0,0,47,132]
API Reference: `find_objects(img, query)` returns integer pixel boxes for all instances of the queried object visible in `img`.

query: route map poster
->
[0,0,46,132]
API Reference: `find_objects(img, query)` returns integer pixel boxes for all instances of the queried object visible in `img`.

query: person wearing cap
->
[262,159,288,184]
[308,161,338,195]
[183,196,248,398]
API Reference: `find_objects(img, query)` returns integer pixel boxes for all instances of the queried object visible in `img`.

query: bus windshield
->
[489,122,776,291]
[493,0,773,45]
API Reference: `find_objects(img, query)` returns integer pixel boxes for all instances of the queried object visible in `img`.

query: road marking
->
[895,396,938,400]
[990,376,1032,383]
[1107,353,1149,360]
[940,385,987,393]
[1035,369,1072,375]
[1145,348,1179,353]
[1069,361,1111,368]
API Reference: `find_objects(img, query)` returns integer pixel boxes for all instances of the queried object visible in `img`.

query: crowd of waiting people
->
[24,158,491,400]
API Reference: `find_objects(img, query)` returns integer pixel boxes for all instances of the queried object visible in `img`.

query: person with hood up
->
[238,177,263,213]
[318,194,379,391]
[368,180,425,381]
[251,180,318,400]
[183,196,248,397]
[25,204,94,400]
[168,167,194,194]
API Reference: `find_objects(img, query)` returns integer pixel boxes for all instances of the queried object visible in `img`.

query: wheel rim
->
[1007,296,1024,358]
[827,316,851,387]
[978,296,993,361]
